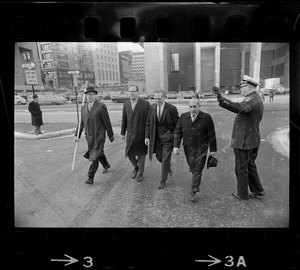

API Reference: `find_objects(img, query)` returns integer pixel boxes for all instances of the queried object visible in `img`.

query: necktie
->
[88,102,92,112]
[192,114,196,122]
[158,105,161,121]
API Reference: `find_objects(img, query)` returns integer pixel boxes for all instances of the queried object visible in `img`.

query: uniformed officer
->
[213,75,265,200]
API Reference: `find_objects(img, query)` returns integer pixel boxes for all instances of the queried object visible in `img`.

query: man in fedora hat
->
[75,86,114,184]
[213,75,265,200]
[28,94,43,135]
[173,98,217,202]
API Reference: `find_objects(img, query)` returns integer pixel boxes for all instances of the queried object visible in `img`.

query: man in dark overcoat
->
[75,87,114,184]
[145,91,179,190]
[121,85,150,182]
[173,98,217,202]
[28,94,43,135]
[213,75,265,200]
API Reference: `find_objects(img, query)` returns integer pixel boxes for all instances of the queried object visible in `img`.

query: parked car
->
[139,92,149,99]
[70,92,87,103]
[181,91,196,99]
[14,95,27,105]
[167,91,178,99]
[38,95,68,105]
[111,94,130,103]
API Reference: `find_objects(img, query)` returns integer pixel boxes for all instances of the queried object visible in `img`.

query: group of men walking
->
[73,74,265,202]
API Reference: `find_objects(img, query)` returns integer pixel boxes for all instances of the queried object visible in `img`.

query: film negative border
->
[0,2,300,41]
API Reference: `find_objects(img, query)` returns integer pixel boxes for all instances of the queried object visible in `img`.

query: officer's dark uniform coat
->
[28,100,43,126]
[174,111,217,171]
[219,92,263,150]
[121,98,150,157]
[77,99,113,161]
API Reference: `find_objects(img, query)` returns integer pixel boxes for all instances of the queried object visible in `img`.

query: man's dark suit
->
[174,110,217,194]
[145,102,179,184]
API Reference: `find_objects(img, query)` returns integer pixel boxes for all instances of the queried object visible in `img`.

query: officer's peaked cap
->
[241,75,260,87]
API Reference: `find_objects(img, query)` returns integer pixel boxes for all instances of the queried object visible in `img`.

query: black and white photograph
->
[14,42,289,228]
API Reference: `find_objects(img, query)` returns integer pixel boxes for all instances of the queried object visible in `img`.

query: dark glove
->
[109,136,114,142]
[212,86,222,101]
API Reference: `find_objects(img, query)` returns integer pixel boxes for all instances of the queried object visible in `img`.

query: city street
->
[14,95,289,228]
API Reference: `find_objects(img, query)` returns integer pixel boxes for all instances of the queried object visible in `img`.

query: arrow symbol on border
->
[51,254,78,266]
[195,255,221,267]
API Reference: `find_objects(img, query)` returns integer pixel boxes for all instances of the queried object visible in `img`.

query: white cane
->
[71,92,86,171]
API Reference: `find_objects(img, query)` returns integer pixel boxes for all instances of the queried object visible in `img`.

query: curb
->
[14,127,122,140]
[14,128,76,140]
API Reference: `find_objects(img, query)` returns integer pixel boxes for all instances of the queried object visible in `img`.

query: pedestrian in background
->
[121,85,150,182]
[75,87,114,185]
[28,94,43,135]
[173,98,217,202]
[213,75,265,200]
[145,90,179,190]
[269,88,275,103]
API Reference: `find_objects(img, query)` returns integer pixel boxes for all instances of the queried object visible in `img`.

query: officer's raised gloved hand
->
[212,86,222,101]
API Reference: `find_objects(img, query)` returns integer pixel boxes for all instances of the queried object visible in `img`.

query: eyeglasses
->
[189,106,198,108]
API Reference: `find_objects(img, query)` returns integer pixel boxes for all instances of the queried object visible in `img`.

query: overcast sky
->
[118,42,144,52]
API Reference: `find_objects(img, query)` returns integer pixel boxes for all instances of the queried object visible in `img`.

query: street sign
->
[22,62,35,70]
[73,76,78,87]
[68,70,80,75]
[25,70,38,85]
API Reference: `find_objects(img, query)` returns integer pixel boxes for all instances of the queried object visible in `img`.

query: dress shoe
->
[137,174,143,182]
[157,181,166,190]
[102,164,110,174]
[190,192,196,203]
[85,178,94,184]
[249,191,265,199]
[232,192,248,200]
[132,166,138,179]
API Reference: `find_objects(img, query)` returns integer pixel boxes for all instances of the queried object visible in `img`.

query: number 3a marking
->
[83,256,93,268]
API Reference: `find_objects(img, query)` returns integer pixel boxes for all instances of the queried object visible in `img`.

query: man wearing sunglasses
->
[213,75,265,200]
[173,98,217,202]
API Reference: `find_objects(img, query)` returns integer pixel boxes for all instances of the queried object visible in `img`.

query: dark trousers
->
[154,140,173,183]
[34,125,42,135]
[190,155,207,194]
[234,147,264,199]
[128,155,146,175]
[88,154,109,179]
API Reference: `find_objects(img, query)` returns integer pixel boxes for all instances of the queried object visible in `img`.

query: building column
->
[159,43,168,91]
[194,43,201,94]
[214,43,220,87]
[249,43,262,83]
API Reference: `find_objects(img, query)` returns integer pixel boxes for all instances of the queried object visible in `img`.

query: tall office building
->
[144,42,289,95]
[15,42,44,93]
[131,51,145,77]
[92,43,120,86]
[38,42,95,90]
[119,51,133,84]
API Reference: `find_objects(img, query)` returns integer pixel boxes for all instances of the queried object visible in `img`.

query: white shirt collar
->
[157,101,165,113]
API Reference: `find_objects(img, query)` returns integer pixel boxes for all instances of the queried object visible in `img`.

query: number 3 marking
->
[225,255,234,267]
[83,256,93,268]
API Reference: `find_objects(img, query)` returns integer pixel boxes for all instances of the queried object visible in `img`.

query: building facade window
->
[84,73,94,79]
[42,53,52,60]
[22,52,31,61]
[58,44,66,51]
[171,53,179,72]
[41,44,50,51]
